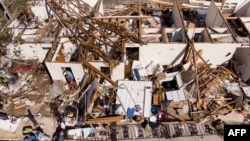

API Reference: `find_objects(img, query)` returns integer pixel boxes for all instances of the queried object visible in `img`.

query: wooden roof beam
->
[82,60,117,86]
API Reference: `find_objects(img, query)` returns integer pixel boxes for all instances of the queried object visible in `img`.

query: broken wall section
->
[205,1,228,28]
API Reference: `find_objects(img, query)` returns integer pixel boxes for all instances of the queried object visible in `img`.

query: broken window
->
[126,47,139,61]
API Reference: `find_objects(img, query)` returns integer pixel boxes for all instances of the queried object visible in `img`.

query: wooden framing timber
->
[198,101,236,123]
[190,40,201,108]
[161,27,168,43]
[84,115,124,124]
[92,16,151,19]
[81,60,117,86]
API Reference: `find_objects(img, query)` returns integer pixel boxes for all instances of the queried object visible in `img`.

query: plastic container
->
[127,108,135,118]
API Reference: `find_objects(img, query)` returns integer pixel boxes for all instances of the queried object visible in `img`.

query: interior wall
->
[84,0,99,7]
[89,62,125,84]
[187,28,203,38]
[126,43,187,66]
[31,1,49,21]
[172,28,184,42]
[7,43,51,62]
[194,43,239,67]
[235,1,250,16]
[143,28,160,34]
[45,62,85,85]
[205,1,225,27]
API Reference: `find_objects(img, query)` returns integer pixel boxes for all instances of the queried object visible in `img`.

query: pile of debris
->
[0,0,250,140]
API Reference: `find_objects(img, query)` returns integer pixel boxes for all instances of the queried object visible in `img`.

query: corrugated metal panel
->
[116,81,152,117]
[172,91,180,102]
[166,91,173,101]
[178,88,186,100]
[166,89,186,102]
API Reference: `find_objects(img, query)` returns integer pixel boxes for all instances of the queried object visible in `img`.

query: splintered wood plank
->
[84,115,123,124]
[14,103,27,110]
[161,27,167,43]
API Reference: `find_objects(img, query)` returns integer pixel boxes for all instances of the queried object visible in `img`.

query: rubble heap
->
[0,0,250,140]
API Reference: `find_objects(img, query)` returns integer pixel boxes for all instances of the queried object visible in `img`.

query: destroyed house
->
[1,0,250,140]
[230,0,250,84]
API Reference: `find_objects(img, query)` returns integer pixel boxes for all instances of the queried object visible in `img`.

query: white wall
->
[31,1,49,21]
[187,28,204,38]
[45,62,85,85]
[126,43,187,66]
[98,0,104,15]
[195,43,239,67]
[84,0,99,8]
[7,43,51,62]
[142,28,160,34]
[205,1,226,27]
[89,61,125,84]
